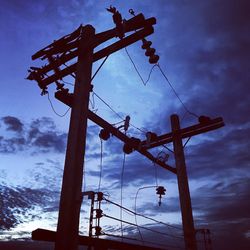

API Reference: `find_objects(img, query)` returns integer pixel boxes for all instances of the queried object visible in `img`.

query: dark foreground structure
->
[32,228,165,250]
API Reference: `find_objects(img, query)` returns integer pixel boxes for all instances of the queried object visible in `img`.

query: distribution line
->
[120,152,126,239]
[91,55,109,81]
[101,232,184,250]
[93,91,147,134]
[47,91,70,117]
[157,64,199,118]
[135,185,157,242]
[125,47,157,86]
[103,197,182,231]
[103,213,183,239]
[93,91,124,120]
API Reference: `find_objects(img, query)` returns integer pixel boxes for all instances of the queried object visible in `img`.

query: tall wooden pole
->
[171,114,197,250]
[55,25,95,250]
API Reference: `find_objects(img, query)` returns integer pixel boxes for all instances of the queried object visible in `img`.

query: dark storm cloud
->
[136,176,250,250]
[0,116,67,154]
[185,125,250,178]
[0,136,26,153]
[0,184,50,230]
[146,0,250,129]
[103,153,164,188]
[1,116,23,133]
[193,177,250,223]
[192,177,250,250]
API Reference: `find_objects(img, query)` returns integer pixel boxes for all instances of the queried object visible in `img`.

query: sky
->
[0,0,249,249]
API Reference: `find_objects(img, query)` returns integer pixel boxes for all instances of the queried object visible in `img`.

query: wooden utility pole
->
[27,8,224,250]
[54,25,95,250]
[171,114,197,250]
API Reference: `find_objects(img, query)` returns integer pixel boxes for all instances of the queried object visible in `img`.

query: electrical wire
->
[89,92,96,110]
[120,152,126,239]
[154,162,159,187]
[61,79,74,86]
[47,92,70,117]
[101,232,140,243]
[93,91,146,134]
[62,63,76,78]
[91,55,109,81]
[183,137,191,148]
[101,232,184,249]
[134,185,157,243]
[103,213,183,239]
[103,197,182,231]
[157,63,199,118]
[62,55,109,82]
[161,144,174,154]
[97,139,103,193]
[93,91,124,120]
[125,47,157,86]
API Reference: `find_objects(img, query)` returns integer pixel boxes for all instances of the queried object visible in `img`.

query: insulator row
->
[141,38,159,64]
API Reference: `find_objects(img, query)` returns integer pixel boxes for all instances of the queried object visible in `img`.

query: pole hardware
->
[156,186,166,206]
[141,38,159,64]
[99,129,111,141]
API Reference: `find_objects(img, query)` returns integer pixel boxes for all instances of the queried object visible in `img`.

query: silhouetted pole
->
[171,114,197,250]
[55,25,95,250]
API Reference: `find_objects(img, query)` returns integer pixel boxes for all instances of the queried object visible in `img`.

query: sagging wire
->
[89,92,96,110]
[134,185,158,243]
[47,91,70,117]
[61,79,74,86]
[156,64,199,119]
[125,47,158,86]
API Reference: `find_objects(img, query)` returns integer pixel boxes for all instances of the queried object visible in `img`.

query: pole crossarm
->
[55,90,177,174]
[27,14,156,89]
[140,117,224,149]
[39,26,154,88]
[32,14,155,61]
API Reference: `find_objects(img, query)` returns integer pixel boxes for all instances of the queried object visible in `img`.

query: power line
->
[93,91,124,120]
[103,197,182,231]
[125,47,157,86]
[157,64,199,118]
[93,91,146,134]
[135,185,157,242]
[47,91,70,117]
[61,79,74,86]
[91,55,109,81]
[183,137,191,148]
[97,139,103,193]
[101,232,184,250]
[120,152,126,239]
[161,144,174,154]
[103,213,183,239]
[154,162,159,187]
[62,55,109,82]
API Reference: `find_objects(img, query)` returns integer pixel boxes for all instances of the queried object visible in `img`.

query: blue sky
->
[0,0,249,249]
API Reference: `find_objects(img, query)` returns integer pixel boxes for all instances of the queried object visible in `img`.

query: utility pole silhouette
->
[171,114,197,250]
[27,7,224,250]
[54,25,95,250]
